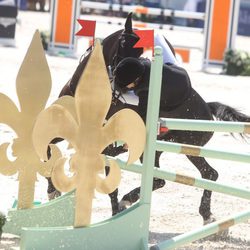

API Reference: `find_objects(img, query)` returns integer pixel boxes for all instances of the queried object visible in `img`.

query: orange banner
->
[55,0,74,44]
[209,0,231,61]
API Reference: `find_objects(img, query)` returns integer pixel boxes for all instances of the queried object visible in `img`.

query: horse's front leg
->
[119,151,165,211]
[103,144,128,216]
[46,144,61,200]
[46,177,61,200]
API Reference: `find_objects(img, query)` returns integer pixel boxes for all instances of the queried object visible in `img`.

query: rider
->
[113,55,192,123]
[113,32,193,123]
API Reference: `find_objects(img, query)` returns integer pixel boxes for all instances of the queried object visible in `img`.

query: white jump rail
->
[81,1,205,21]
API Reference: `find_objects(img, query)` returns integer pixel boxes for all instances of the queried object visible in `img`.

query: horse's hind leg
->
[186,155,218,223]
[119,151,165,211]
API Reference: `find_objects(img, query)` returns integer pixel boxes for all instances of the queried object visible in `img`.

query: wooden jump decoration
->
[0,30,249,249]
[33,37,146,227]
[0,31,61,209]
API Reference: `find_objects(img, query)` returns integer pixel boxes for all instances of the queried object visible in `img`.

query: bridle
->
[109,31,144,106]
[66,30,140,106]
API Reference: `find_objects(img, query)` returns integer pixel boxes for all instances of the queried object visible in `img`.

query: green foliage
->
[223,49,250,76]
[0,211,6,238]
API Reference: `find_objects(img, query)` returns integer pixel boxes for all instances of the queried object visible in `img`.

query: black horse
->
[48,13,250,224]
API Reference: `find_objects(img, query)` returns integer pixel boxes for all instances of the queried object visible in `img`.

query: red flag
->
[133,29,154,49]
[76,19,96,37]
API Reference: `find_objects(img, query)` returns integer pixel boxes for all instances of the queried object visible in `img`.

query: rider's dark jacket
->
[115,57,192,122]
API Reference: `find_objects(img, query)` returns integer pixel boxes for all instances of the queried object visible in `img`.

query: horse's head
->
[102,13,143,69]
[117,13,143,62]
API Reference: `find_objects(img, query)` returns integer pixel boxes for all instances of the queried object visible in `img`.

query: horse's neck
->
[102,29,123,67]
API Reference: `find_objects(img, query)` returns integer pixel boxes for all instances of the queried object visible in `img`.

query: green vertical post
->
[139,47,163,233]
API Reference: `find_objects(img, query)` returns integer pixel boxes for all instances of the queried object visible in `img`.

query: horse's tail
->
[208,102,250,140]
[208,102,250,122]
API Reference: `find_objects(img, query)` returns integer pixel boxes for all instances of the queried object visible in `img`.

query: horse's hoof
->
[203,215,216,225]
[112,210,118,216]
[203,215,229,240]
[118,200,132,212]
[48,190,61,200]
[0,211,6,239]
[111,206,119,216]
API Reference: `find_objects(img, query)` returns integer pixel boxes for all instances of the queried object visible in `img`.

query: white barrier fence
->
[49,0,240,67]
[81,0,205,20]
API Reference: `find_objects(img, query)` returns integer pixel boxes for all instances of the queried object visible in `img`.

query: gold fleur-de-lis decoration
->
[0,31,61,209]
[32,40,146,227]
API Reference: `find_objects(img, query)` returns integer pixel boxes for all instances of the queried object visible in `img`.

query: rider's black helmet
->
[114,57,145,88]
